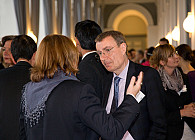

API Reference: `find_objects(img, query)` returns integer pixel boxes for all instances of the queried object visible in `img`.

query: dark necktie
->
[110,76,121,114]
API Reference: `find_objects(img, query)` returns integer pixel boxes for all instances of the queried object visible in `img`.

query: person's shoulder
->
[0,63,31,75]
[134,62,158,74]
[78,55,105,74]
[0,67,15,85]
[56,79,96,97]
[0,63,4,69]
[57,79,91,89]
[188,70,195,76]
[0,66,13,75]
[80,53,100,65]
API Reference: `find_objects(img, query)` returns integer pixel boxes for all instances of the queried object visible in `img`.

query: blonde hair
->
[150,44,175,68]
[31,34,79,82]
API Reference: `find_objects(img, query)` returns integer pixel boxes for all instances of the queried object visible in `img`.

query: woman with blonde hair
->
[150,44,195,140]
[20,34,143,140]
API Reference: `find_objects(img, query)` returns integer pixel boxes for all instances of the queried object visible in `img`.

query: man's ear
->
[10,53,16,64]
[160,60,166,66]
[120,43,127,54]
[30,52,36,66]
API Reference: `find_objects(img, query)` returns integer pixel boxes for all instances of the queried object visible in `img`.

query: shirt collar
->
[82,51,97,60]
[113,60,129,80]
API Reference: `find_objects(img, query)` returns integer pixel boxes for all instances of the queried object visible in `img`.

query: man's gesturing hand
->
[126,71,143,97]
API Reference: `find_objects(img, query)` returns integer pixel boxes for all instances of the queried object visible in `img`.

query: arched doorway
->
[106,3,157,49]
[116,10,147,51]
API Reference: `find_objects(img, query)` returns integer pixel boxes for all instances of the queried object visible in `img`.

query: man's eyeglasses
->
[97,46,116,57]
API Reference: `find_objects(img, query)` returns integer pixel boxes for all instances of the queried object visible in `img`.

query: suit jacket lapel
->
[124,61,136,94]
[102,73,113,107]
[103,61,137,107]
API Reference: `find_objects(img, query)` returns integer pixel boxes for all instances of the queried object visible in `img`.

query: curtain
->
[74,0,82,26]
[94,0,98,23]
[74,0,78,26]
[85,0,91,20]
[64,0,71,37]
[31,0,40,39]
[99,5,104,29]
[43,0,55,35]
[57,0,63,34]
[14,0,27,34]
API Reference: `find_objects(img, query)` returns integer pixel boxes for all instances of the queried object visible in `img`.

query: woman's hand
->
[126,71,143,97]
[180,102,195,118]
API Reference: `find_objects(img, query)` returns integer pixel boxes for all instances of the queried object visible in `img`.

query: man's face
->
[136,53,143,60]
[75,38,82,54]
[96,36,127,74]
[131,51,136,59]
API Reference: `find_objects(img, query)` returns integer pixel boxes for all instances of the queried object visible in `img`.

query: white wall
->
[37,0,46,45]
[157,0,187,46]
[0,0,19,39]
[191,0,195,50]
[148,25,158,47]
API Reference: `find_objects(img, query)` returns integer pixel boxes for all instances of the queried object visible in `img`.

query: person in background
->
[127,49,136,62]
[191,50,195,68]
[96,31,166,140]
[1,35,16,68]
[150,44,195,140]
[20,34,143,140]
[143,48,148,61]
[176,44,195,102]
[159,37,169,45]
[136,50,146,64]
[0,35,37,140]
[0,45,4,70]
[75,20,108,102]
[141,46,155,67]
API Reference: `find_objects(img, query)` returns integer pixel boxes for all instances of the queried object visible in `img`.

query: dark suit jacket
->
[0,63,4,70]
[20,80,140,140]
[77,52,108,102]
[0,61,31,140]
[102,61,167,140]
[165,73,195,140]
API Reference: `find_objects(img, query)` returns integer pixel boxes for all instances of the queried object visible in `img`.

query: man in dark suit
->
[95,31,167,140]
[75,20,108,101]
[0,35,37,140]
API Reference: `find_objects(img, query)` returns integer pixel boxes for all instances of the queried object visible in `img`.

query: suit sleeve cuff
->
[127,93,136,99]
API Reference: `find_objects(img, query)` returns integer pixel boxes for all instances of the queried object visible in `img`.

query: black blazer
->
[102,61,167,140]
[0,63,4,70]
[77,52,108,102]
[20,80,140,140]
[165,73,195,140]
[0,61,31,140]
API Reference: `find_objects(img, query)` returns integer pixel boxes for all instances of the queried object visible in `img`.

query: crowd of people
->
[0,20,195,140]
